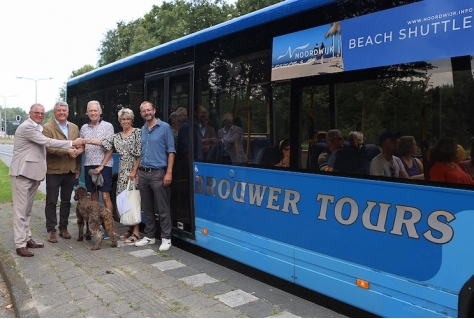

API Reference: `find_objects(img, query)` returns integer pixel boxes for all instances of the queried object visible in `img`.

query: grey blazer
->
[9,119,72,181]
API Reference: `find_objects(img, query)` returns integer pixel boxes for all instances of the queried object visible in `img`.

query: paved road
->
[0,202,348,318]
[0,143,353,318]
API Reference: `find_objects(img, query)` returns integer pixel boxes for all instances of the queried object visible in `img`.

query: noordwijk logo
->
[277,43,310,60]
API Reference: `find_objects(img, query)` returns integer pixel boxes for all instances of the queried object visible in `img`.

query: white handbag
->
[119,180,141,226]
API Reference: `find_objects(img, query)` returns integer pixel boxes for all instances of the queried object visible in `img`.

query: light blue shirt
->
[55,119,68,139]
[141,119,176,169]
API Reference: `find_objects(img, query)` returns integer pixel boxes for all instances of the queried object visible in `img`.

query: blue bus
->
[67,0,474,316]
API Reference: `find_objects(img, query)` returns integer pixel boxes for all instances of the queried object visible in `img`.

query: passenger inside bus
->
[459,140,474,181]
[168,112,182,147]
[348,131,364,152]
[210,113,247,165]
[370,131,409,178]
[175,106,188,120]
[397,136,424,180]
[429,137,474,185]
[199,108,216,160]
[318,129,344,171]
[274,139,290,168]
[176,104,204,178]
[255,143,280,167]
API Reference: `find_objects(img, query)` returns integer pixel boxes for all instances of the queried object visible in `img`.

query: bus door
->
[144,64,195,240]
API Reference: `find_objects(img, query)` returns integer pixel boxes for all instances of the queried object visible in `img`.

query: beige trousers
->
[11,175,40,248]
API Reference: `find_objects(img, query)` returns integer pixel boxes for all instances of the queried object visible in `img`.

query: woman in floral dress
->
[85,108,141,244]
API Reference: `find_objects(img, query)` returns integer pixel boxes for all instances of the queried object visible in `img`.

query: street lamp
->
[16,76,53,103]
[0,95,16,136]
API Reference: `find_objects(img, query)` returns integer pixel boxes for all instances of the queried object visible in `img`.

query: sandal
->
[120,230,132,240]
[124,233,140,245]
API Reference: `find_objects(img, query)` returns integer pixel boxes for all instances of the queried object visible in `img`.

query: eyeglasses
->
[31,112,45,116]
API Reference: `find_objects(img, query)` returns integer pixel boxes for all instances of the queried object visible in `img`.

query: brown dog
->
[73,186,117,250]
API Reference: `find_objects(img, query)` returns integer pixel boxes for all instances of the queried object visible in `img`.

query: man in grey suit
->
[9,103,83,257]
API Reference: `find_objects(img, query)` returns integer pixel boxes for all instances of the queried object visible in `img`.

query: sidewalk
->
[0,200,345,318]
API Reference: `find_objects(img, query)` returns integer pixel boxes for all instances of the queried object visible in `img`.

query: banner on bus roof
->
[271,0,474,81]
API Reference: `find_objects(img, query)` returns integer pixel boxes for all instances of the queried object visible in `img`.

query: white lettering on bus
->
[196,176,300,215]
[362,201,390,232]
[195,176,455,244]
[399,16,472,39]
[425,210,455,244]
[348,32,393,49]
[316,194,455,244]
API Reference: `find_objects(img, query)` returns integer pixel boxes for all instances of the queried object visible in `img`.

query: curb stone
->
[0,243,39,318]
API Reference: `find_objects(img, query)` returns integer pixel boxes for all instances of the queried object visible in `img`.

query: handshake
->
[68,138,87,158]
[72,138,86,147]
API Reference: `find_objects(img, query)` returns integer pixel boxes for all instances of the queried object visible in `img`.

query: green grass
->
[0,160,45,203]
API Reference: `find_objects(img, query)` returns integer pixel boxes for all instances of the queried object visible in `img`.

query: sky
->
[0,0,163,113]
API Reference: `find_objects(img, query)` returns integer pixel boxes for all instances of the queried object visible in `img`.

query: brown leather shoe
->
[59,228,72,239]
[16,247,34,257]
[27,239,44,248]
[48,231,58,243]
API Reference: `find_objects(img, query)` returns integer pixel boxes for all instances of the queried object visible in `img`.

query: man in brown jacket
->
[43,101,82,243]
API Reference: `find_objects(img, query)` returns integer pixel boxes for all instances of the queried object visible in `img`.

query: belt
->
[139,167,164,172]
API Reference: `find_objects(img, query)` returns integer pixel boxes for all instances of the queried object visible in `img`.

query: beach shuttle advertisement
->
[271,0,474,81]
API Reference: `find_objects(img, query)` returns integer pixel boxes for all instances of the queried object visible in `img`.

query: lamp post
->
[16,77,53,103]
[0,95,16,136]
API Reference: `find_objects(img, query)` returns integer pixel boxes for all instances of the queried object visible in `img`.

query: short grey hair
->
[87,100,101,112]
[349,131,363,141]
[54,101,68,111]
[118,108,134,121]
[30,103,44,111]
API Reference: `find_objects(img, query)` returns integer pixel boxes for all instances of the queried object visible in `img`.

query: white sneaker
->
[159,238,172,251]
[134,236,155,247]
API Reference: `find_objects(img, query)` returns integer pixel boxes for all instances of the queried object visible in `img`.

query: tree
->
[98,0,281,67]
[325,22,341,58]
[58,65,96,101]
[98,20,141,67]
[235,0,283,16]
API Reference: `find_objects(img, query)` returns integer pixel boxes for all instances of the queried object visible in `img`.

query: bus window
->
[145,77,165,121]
[169,73,190,116]
[201,53,273,165]
[302,85,330,170]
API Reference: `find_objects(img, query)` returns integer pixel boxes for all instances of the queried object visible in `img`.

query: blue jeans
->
[138,169,172,239]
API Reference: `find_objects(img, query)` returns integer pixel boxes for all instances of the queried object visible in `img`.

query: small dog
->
[73,186,117,250]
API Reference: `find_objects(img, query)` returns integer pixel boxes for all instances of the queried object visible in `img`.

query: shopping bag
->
[116,189,130,216]
[119,180,141,226]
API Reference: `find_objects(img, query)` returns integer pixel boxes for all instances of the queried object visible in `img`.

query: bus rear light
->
[356,279,369,289]
[202,228,209,235]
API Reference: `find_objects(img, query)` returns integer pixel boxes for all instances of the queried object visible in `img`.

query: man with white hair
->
[79,100,114,239]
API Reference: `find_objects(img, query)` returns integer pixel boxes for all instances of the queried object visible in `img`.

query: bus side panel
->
[193,163,474,306]
[194,218,295,283]
[294,248,456,318]
[192,212,456,317]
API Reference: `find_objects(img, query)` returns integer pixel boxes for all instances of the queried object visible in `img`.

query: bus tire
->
[459,275,474,317]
